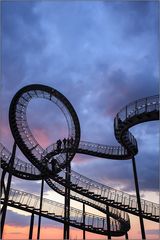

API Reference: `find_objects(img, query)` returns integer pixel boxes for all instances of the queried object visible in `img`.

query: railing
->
[1,142,159,219]
[0,143,40,176]
[55,168,159,218]
[1,94,159,230]
[78,141,127,156]
[116,95,159,122]
[45,141,128,159]
[0,147,130,231]
[114,95,159,149]
[48,179,130,224]
[45,96,159,163]
[1,188,122,232]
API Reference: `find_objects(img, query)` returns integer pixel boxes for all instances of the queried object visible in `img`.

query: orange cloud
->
[3,215,159,240]
[3,217,158,240]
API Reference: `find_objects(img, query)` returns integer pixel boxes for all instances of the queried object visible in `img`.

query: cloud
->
[6,209,30,227]
[145,229,160,235]
[1,1,159,237]
[116,1,157,35]
[11,177,42,195]
[2,0,158,190]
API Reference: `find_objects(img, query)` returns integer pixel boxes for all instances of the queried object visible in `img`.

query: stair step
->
[100,197,113,203]
[121,204,129,208]
[71,183,77,186]
[15,202,22,206]
[114,202,122,206]
[61,180,66,184]
[145,212,152,216]
[81,189,88,193]
[55,215,62,218]
[107,200,114,203]
[100,197,106,200]
[70,219,77,223]
[94,194,101,198]
[71,184,77,188]
[49,213,55,216]
[57,176,63,180]
[86,225,93,228]
[89,191,94,195]
[27,206,34,209]
[128,207,137,211]
[96,227,103,231]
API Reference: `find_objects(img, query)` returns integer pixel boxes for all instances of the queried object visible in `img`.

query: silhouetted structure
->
[1,84,159,240]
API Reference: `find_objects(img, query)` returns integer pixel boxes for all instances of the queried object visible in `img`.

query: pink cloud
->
[3,216,159,240]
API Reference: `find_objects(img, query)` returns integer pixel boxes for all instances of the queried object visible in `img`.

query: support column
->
[1,170,7,198]
[63,152,70,240]
[106,205,111,239]
[132,157,146,239]
[29,212,34,240]
[83,203,86,240]
[125,232,128,239]
[37,179,44,240]
[1,142,16,238]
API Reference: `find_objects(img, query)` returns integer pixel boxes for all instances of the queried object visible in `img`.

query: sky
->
[1,0,159,239]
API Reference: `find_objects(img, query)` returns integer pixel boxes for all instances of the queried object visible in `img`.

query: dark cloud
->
[103,1,158,36]
[145,229,160,235]
[6,209,30,227]
[91,66,158,119]
[11,177,42,194]
[6,209,62,227]
[11,176,57,196]
[74,152,158,193]
[2,1,44,90]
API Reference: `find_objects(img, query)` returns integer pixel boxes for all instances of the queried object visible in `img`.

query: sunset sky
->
[1,0,159,239]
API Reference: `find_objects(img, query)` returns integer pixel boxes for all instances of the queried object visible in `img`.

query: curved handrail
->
[1,187,127,236]
[1,142,159,222]
[0,143,130,233]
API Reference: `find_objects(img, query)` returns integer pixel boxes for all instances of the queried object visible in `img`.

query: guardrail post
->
[106,205,111,239]
[64,151,71,240]
[37,179,44,240]
[1,142,16,238]
[132,157,146,239]
[83,203,86,239]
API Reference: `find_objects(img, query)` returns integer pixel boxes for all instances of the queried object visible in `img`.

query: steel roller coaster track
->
[1,84,159,239]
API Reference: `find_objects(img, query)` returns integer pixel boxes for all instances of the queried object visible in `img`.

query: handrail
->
[1,187,124,233]
[1,143,159,220]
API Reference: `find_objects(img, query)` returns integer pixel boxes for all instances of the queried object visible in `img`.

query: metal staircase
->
[1,143,159,223]
[1,188,128,236]
[1,83,159,239]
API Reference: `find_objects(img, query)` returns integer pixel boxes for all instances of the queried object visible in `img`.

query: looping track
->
[1,84,159,237]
